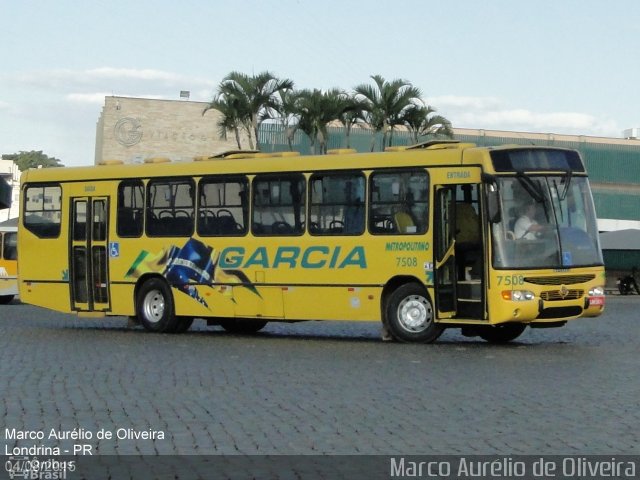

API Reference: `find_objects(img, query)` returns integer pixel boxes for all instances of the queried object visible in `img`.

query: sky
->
[1,0,639,167]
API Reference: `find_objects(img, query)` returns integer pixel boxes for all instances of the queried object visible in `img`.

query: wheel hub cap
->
[398,295,432,332]
[143,290,165,323]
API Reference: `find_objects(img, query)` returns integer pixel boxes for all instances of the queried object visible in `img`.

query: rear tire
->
[219,318,268,334]
[479,323,526,343]
[385,283,443,343]
[136,278,179,333]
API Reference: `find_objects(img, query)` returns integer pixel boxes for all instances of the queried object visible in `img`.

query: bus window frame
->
[4,231,17,260]
[116,179,145,238]
[251,173,306,237]
[22,183,62,239]
[368,168,429,236]
[197,175,250,237]
[145,177,195,238]
[308,170,366,236]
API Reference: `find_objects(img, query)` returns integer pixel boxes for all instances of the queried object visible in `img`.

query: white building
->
[0,160,21,221]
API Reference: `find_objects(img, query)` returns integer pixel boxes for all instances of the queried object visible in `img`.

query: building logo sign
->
[114,117,143,147]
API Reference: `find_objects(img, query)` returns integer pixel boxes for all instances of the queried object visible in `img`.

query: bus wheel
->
[386,283,443,343]
[479,323,526,343]
[0,295,14,304]
[136,278,178,333]
[219,318,268,334]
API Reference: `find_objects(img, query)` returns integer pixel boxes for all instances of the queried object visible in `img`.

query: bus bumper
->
[581,295,606,317]
[491,294,604,325]
[535,295,605,320]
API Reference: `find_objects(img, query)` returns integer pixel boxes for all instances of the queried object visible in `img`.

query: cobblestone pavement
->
[1,297,638,459]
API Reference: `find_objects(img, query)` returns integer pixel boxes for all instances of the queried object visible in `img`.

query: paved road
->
[1,296,638,462]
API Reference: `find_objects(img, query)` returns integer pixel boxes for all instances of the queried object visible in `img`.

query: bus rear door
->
[70,197,110,312]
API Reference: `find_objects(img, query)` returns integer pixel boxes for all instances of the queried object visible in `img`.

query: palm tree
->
[402,102,454,143]
[272,89,303,151]
[202,93,246,149]
[336,94,367,149]
[295,88,353,154]
[295,89,326,155]
[215,71,294,151]
[354,75,422,151]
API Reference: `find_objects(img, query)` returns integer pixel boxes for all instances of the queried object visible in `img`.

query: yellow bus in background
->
[0,221,18,304]
[18,142,605,343]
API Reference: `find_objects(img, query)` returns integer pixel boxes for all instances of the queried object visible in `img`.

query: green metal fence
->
[259,123,414,155]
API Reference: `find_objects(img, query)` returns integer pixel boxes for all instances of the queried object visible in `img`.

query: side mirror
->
[486,184,501,223]
[481,173,501,223]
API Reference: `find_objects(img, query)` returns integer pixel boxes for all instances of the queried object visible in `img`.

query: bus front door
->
[70,197,110,312]
[434,186,456,318]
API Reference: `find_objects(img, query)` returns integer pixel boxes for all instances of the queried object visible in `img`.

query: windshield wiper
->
[515,171,544,203]
[559,169,572,201]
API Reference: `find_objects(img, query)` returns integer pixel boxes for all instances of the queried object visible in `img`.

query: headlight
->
[589,286,605,296]
[502,290,535,301]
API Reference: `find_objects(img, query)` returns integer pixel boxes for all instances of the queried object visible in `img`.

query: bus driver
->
[514,201,545,239]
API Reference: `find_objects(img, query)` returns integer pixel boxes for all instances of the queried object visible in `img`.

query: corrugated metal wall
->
[592,191,640,221]
[259,124,414,154]
[602,250,640,270]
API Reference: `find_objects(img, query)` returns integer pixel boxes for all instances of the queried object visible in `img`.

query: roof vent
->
[144,157,171,164]
[327,149,357,155]
[98,159,124,166]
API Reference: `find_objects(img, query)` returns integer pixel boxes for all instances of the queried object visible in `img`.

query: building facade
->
[95,96,249,165]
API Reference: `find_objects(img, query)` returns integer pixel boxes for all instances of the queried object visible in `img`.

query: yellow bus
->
[17,142,605,342]
[0,221,18,304]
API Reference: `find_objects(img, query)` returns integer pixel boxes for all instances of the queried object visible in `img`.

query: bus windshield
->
[492,175,603,269]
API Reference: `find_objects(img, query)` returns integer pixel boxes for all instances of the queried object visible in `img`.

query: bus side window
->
[252,174,306,236]
[117,180,145,237]
[146,179,195,237]
[369,170,429,235]
[4,232,17,260]
[197,176,248,236]
[23,184,62,238]
[309,172,365,235]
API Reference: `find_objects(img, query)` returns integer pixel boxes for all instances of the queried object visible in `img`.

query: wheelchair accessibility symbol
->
[109,242,120,258]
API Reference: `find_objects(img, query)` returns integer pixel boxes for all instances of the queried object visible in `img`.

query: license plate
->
[589,296,605,306]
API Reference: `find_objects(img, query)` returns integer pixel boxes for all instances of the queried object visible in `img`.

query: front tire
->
[479,323,526,343]
[136,278,179,333]
[385,283,443,343]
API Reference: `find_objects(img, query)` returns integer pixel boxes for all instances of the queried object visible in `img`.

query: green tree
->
[3,151,63,171]
[203,92,247,150]
[295,88,353,154]
[354,75,422,151]
[402,102,453,143]
[272,89,303,151]
[336,93,367,149]
[208,71,294,151]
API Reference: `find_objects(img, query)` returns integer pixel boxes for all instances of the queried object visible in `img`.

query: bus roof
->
[20,142,582,184]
